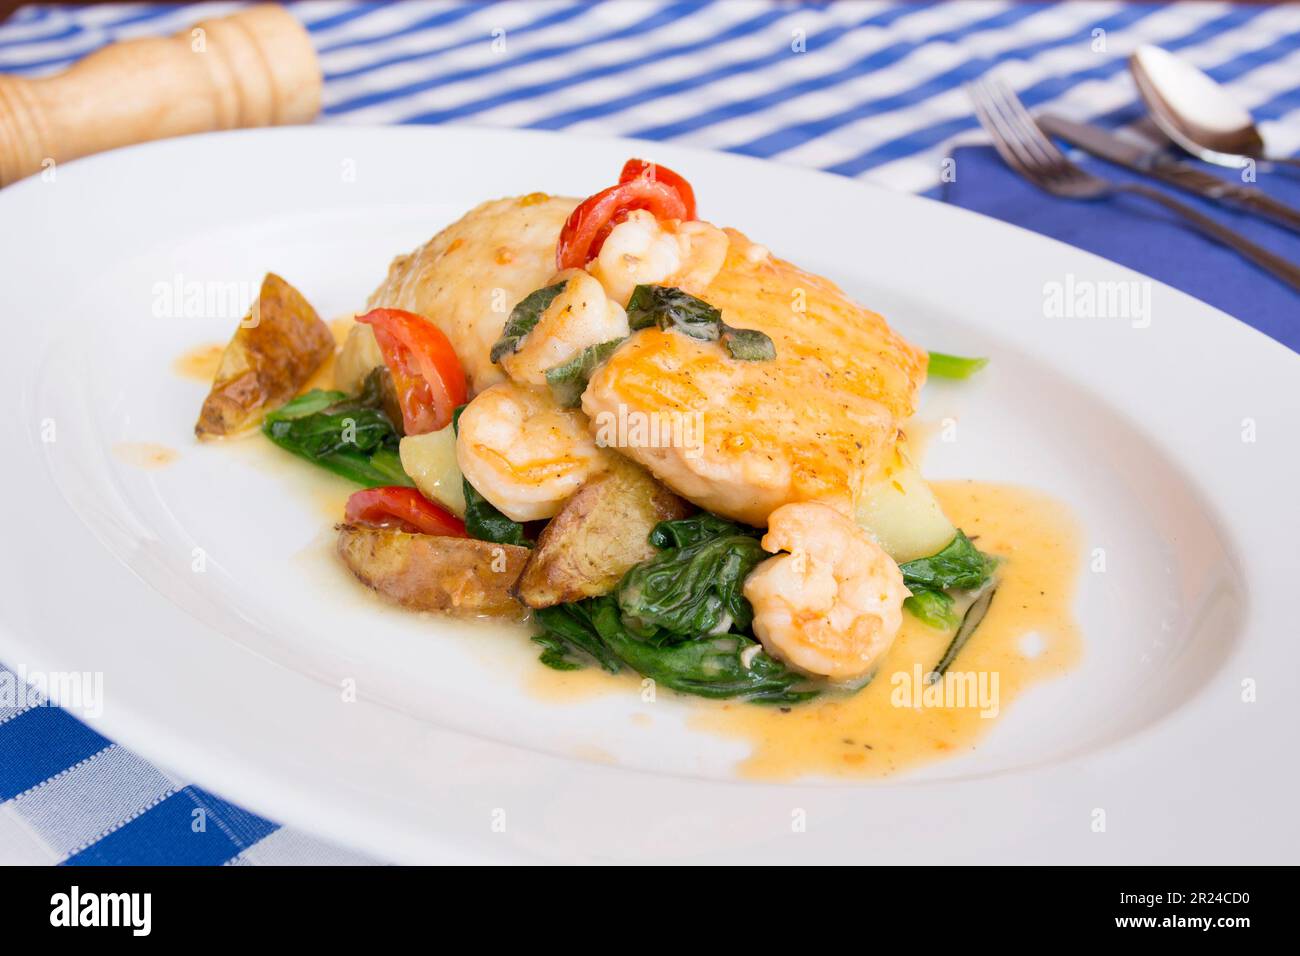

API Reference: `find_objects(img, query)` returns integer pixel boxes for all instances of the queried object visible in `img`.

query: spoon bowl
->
[1130,44,1299,169]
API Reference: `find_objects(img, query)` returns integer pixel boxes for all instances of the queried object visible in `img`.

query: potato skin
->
[514,460,690,609]
[337,525,530,620]
[195,273,335,439]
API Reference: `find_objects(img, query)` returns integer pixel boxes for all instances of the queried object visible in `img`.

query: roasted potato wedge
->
[337,524,529,620]
[514,459,689,609]
[195,273,335,439]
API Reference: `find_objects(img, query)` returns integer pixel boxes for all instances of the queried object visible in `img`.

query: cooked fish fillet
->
[349,193,577,395]
[582,229,927,526]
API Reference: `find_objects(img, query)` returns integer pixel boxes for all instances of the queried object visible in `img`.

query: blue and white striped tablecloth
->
[2,0,1298,865]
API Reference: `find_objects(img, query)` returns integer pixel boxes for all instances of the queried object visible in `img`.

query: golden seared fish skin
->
[582,229,927,526]
[350,193,577,395]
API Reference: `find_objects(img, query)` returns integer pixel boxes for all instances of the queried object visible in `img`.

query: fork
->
[967,77,1300,294]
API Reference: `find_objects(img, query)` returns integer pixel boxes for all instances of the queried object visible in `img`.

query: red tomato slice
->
[619,159,697,221]
[344,487,467,537]
[357,308,467,435]
[556,174,692,271]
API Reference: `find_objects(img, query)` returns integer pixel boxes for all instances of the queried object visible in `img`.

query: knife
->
[1039,114,1300,235]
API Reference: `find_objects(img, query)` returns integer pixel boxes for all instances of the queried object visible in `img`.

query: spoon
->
[1129,44,1300,170]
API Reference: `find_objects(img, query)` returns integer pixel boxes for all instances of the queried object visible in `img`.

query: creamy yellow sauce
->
[692,480,1082,779]
[526,657,641,702]
[526,480,1081,780]
[172,342,224,381]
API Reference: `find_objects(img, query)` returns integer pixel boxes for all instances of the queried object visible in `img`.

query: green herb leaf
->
[540,596,814,703]
[490,282,567,364]
[619,514,767,638]
[648,513,760,550]
[534,602,623,674]
[627,285,776,362]
[722,326,776,361]
[450,404,533,547]
[266,389,349,422]
[531,633,584,671]
[626,284,721,339]
[461,481,532,546]
[544,338,625,408]
[899,531,998,592]
[261,380,412,488]
[903,587,958,630]
[927,351,989,380]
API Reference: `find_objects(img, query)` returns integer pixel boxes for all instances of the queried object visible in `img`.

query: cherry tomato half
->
[357,308,467,435]
[619,159,697,221]
[555,160,697,271]
[344,486,467,537]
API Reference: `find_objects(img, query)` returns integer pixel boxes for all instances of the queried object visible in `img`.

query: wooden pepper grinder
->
[0,4,322,187]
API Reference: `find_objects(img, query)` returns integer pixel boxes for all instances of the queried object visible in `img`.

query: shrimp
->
[500,270,629,386]
[742,501,908,683]
[455,381,614,522]
[587,210,729,305]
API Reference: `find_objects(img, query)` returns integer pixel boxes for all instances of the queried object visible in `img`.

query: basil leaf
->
[903,587,958,630]
[627,284,775,361]
[544,338,624,408]
[899,531,998,592]
[722,326,776,361]
[626,284,722,340]
[490,282,567,363]
[928,351,989,380]
[450,404,532,547]
[619,514,767,637]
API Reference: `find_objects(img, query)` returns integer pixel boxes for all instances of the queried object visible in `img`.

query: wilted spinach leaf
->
[899,531,998,592]
[534,601,623,674]
[619,514,767,638]
[648,513,760,549]
[261,378,412,488]
[903,587,958,630]
[536,596,814,704]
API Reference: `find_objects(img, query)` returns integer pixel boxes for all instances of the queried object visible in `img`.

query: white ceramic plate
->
[2,126,1296,864]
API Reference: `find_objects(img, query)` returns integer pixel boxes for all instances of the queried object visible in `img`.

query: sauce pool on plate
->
[691,480,1083,779]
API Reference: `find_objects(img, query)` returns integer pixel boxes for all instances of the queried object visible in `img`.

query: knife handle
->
[1151,157,1300,234]
[0,4,320,187]
[1120,182,1300,293]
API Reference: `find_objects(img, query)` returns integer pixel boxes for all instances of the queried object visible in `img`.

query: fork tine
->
[968,77,1070,188]
[967,79,1043,183]
[972,78,1057,176]
[983,78,1069,173]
